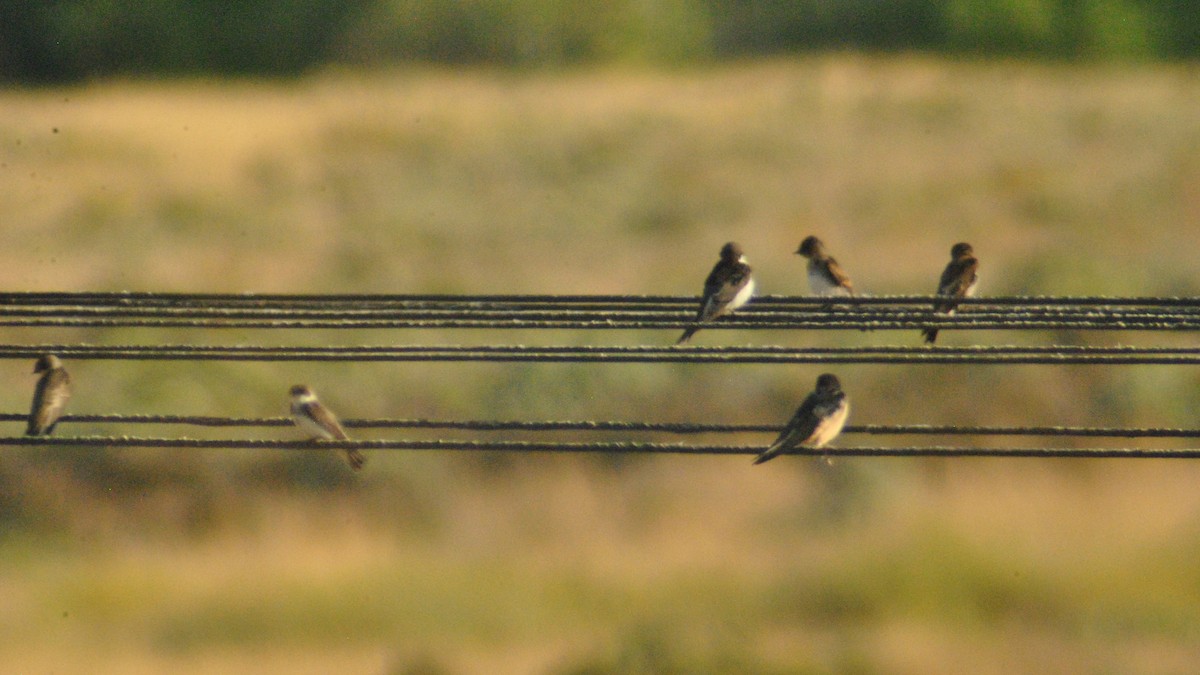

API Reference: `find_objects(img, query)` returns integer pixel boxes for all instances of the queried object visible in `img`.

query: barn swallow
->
[289,384,365,470]
[754,373,849,465]
[921,242,978,344]
[26,354,71,436]
[676,241,755,344]
[796,236,854,297]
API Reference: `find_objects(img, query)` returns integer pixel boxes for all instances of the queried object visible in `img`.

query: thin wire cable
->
[3,293,1197,456]
[3,314,1199,330]
[2,292,1199,306]
[3,436,1199,458]
[1,294,1197,310]
[2,344,1200,364]
[3,414,1198,438]
[2,293,1199,330]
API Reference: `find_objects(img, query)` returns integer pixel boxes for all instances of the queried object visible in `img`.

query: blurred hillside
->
[3,0,1200,82]
[2,57,1200,673]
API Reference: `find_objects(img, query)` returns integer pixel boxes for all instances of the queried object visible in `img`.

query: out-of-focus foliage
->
[0,0,370,81]
[1,0,1198,82]
[339,0,712,66]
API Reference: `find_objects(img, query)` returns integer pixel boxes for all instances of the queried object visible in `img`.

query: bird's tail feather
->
[753,443,784,465]
[344,448,366,471]
[676,326,698,344]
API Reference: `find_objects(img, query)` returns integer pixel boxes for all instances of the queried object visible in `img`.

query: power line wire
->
[2,315,1198,331]
[0,292,1196,456]
[0,344,1198,364]
[2,414,1197,438]
[4,436,1199,458]
[2,292,1198,306]
[1,293,1199,331]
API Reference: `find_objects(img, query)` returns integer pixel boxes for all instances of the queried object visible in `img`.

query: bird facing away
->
[754,373,849,465]
[676,241,756,344]
[27,354,71,436]
[289,384,365,470]
[921,242,979,344]
[796,235,854,297]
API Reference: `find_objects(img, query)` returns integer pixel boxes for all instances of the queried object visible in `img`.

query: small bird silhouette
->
[922,242,979,344]
[27,354,71,436]
[754,373,849,465]
[796,235,854,297]
[289,384,365,470]
[677,242,755,344]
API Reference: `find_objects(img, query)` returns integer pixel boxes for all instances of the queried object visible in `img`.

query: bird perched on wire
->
[289,384,365,470]
[26,354,71,436]
[754,373,849,465]
[796,235,854,297]
[921,242,979,344]
[676,241,755,344]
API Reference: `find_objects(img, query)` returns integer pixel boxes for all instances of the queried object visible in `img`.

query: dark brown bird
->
[677,242,755,344]
[754,373,849,465]
[27,354,71,436]
[289,384,365,470]
[922,242,979,344]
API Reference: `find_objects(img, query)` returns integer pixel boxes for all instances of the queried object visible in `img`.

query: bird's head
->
[33,354,62,374]
[796,236,823,258]
[720,241,745,263]
[950,242,974,259]
[815,373,842,394]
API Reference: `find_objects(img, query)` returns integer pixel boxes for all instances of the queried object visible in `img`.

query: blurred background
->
[2,1,1200,673]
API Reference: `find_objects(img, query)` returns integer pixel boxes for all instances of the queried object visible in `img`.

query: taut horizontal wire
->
[2,314,1199,330]
[1,293,1198,330]
[4,302,1197,312]
[1,344,1200,364]
[2,435,1199,458]
[2,414,1197,438]
[1,292,1198,306]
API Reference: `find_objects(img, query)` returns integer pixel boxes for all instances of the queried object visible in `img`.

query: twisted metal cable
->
[2,291,1198,306]
[3,314,1199,330]
[4,435,1199,458]
[1,293,1198,330]
[3,293,1196,456]
[1,344,1199,364]
[3,414,1198,438]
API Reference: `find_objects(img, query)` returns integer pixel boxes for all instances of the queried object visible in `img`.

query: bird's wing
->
[934,256,978,311]
[699,262,752,321]
[29,370,70,434]
[763,394,820,454]
[820,255,859,293]
[823,257,854,293]
[301,401,349,440]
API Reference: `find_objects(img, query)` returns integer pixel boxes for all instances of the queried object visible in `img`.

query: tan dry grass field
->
[1,56,1200,673]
